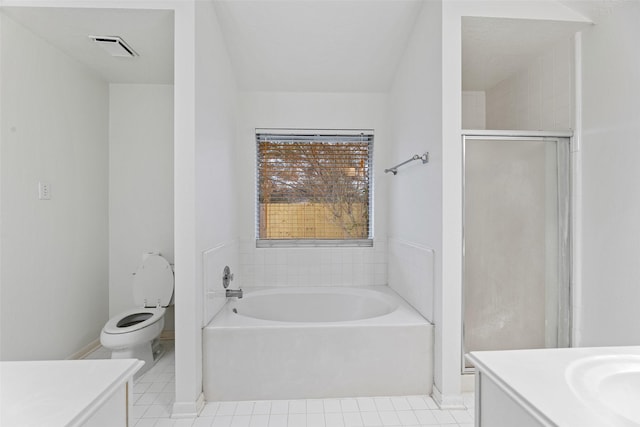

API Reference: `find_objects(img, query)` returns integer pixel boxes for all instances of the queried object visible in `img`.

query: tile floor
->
[85,341,475,427]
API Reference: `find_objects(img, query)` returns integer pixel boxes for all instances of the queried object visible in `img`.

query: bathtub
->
[203,286,433,401]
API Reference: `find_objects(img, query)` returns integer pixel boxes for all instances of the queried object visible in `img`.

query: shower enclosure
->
[462,131,571,371]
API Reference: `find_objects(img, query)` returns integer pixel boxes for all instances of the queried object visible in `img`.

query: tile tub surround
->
[467,346,640,427]
[203,286,433,401]
[86,341,474,426]
[238,239,388,287]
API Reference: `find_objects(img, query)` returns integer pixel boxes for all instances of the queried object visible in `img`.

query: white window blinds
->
[256,131,374,246]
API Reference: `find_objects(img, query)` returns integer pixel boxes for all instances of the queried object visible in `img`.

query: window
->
[256,130,374,247]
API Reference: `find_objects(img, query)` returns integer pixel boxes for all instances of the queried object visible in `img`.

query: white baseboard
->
[160,330,175,340]
[172,393,205,418]
[67,332,173,360]
[432,383,465,409]
[67,339,101,360]
[461,373,476,392]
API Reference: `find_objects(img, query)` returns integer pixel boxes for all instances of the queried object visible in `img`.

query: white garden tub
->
[203,286,433,401]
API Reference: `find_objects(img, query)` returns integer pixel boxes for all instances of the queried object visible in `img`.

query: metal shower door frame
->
[461,130,573,375]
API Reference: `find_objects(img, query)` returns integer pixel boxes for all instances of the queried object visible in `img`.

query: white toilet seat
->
[100,254,174,377]
[102,307,166,335]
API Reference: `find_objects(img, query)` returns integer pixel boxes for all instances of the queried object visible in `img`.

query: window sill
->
[256,239,373,248]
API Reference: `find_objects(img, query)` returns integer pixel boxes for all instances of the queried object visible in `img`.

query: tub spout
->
[226,288,243,299]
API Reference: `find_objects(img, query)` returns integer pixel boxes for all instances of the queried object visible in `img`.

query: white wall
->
[109,84,174,330]
[463,36,573,134]
[194,3,238,320]
[579,1,640,346]
[462,91,486,129]
[440,0,589,407]
[173,0,239,415]
[236,91,390,288]
[0,13,109,360]
[486,38,573,131]
[388,0,442,394]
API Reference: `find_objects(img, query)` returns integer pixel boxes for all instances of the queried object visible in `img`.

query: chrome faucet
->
[225,288,243,299]
[222,265,242,298]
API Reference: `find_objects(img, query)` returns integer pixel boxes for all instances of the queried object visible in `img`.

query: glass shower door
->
[462,135,570,371]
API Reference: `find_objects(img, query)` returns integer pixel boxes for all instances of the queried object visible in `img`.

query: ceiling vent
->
[89,36,138,58]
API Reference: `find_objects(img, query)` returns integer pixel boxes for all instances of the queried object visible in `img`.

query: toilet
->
[100,253,174,376]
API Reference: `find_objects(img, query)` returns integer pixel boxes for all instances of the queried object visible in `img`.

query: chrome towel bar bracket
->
[384,152,429,175]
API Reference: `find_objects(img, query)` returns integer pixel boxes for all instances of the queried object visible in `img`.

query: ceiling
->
[1,1,613,92]
[558,0,625,22]
[2,7,174,84]
[212,0,423,92]
[462,17,591,91]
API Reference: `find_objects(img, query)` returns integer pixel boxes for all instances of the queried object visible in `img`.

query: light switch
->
[38,182,51,200]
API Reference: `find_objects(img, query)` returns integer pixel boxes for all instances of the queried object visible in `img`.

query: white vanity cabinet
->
[1,359,144,426]
[467,346,640,427]
[470,364,553,427]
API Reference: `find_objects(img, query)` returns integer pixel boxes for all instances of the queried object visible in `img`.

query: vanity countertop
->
[467,346,640,427]
[1,358,143,426]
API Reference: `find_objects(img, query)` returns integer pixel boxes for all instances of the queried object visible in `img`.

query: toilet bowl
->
[100,253,174,376]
